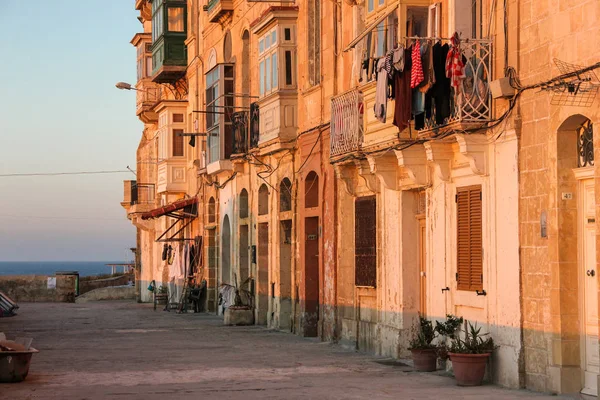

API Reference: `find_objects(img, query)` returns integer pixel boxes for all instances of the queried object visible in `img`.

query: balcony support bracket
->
[395,145,428,190]
[367,153,399,191]
[424,141,453,182]
[455,134,488,176]
[333,163,358,197]
[355,159,380,194]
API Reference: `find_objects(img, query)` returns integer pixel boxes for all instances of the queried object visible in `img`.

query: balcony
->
[231,105,260,157]
[330,89,364,161]
[136,82,160,123]
[121,181,156,214]
[418,39,492,137]
[205,0,234,23]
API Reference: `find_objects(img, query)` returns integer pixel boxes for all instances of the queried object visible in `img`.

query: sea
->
[0,261,130,277]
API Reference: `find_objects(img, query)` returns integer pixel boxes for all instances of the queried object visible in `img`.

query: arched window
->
[208,197,216,223]
[258,184,269,216]
[239,189,249,219]
[578,119,594,167]
[280,178,292,212]
[305,171,319,208]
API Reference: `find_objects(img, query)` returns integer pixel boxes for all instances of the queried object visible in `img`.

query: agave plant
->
[449,321,496,354]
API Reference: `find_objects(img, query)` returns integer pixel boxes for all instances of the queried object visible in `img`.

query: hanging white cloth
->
[183,243,190,279]
[169,244,180,282]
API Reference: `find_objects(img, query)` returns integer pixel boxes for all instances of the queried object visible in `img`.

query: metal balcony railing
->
[232,111,248,155]
[420,38,492,131]
[136,86,160,109]
[330,89,364,158]
[132,183,156,206]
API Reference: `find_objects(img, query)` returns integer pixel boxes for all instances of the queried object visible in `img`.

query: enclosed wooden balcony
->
[150,0,187,83]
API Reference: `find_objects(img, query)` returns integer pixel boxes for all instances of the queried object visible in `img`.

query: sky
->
[0,1,142,261]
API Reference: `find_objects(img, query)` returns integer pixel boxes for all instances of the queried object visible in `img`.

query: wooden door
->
[304,217,320,337]
[581,178,598,396]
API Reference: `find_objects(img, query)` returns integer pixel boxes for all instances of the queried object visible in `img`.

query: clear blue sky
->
[0,1,142,261]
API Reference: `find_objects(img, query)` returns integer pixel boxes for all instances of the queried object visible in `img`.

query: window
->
[455,0,483,39]
[151,0,164,43]
[258,25,296,97]
[146,56,153,77]
[172,129,184,156]
[258,184,269,216]
[456,185,483,291]
[258,27,278,96]
[355,196,376,287]
[308,0,321,86]
[305,172,319,208]
[137,42,153,80]
[173,113,184,123]
[427,3,441,38]
[280,178,292,212]
[205,64,234,163]
[167,7,184,32]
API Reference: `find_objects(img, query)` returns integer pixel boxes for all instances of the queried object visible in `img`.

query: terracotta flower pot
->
[448,352,490,386]
[410,348,438,372]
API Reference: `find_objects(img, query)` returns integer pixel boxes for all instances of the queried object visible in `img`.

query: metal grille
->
[232,111,248,154]
[250,102,260,149]
[421,39,492,131]
[330,89,364,157]
[578,120,594,167]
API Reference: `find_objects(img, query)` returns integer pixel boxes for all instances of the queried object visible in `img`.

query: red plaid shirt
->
[445,33,465,92]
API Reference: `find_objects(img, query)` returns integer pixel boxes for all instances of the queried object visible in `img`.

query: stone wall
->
[0,275,77,303]
[80,274,133,295]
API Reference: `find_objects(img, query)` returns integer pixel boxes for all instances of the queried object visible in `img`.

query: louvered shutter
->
[456,186,483,291]
[355,196,377,287]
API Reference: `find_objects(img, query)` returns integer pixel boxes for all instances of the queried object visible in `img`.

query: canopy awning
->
[343,5,398,52]
[141,197,198,220]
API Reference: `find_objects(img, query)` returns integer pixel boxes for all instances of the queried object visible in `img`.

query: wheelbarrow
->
[0,334,38,383]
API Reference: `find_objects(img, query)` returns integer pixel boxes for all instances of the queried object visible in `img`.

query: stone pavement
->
[0,301,586,399]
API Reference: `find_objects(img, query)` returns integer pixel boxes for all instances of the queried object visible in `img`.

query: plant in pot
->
[448,321,496,386]
[408,315,438,372]
[434,314,464,364]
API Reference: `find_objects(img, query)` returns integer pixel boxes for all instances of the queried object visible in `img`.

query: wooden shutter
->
[456,185,483,291]
[355,196,377,287]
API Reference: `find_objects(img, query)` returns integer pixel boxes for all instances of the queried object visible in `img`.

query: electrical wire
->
[0,170,131,177]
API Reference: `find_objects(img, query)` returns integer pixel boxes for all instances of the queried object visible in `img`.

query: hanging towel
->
[392,45,405,72]
[169,244,179,281]
[410,40,424,89]
[374,57,389,123]
[393,46,413,133]
[445,32,465,92]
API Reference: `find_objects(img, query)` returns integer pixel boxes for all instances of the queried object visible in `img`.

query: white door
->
[581,178,599,396]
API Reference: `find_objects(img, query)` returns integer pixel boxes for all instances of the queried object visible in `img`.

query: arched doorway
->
[279,177,293,330]
[257,184,269,325]
[221,215,231,286]
[554,115,596,395]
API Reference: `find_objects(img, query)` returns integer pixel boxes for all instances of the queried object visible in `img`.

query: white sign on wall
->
[47,277,56,289]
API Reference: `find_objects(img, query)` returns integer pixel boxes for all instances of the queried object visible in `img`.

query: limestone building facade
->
[121,0,600,395]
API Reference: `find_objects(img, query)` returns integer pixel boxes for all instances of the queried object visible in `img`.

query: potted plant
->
[434,314,464,364]
[448,321,496,386]
[220,275,255,326]
[408,315,438,372]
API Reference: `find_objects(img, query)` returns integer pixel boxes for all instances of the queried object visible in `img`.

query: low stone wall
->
[0,275,77,303]
[80,274,133,295]
[75,286,136,303]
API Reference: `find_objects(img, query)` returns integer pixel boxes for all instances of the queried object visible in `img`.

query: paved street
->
[0,301,582,399]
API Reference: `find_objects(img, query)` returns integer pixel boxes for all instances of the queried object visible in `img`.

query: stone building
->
[121,0,600,395]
